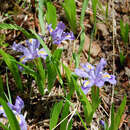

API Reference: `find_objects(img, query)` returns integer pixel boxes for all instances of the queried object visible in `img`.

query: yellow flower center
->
[38,50,46,55]
[0,106,3,110]
[50,29,53,32]
[66,35,70,37]
[87,65,92,69]
[29,39,33,43]
[103,74,111,78]
[84,80,90,87]
[20,56,26,62]
[16,114,21,123]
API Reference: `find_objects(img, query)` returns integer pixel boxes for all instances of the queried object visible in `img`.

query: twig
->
[66,107,77,130]
[52,111,73,130]
[109,0,116,126]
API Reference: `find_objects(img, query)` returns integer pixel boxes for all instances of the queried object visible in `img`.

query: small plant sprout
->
[75,58,116,94]
[0,96,27,130]
[47,21,75,44]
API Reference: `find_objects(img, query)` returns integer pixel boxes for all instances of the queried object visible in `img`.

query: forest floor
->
[0,0,129,130]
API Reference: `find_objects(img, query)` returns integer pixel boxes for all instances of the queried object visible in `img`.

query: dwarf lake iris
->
[47,21,75,44]
[75,58,116,94]
[0,96,27,130]
[12,38,48,70]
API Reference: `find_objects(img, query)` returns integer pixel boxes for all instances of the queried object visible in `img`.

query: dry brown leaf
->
[83,35,101,57]
[96,23,109,37]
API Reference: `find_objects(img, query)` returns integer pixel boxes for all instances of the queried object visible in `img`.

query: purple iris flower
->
[0,96,27,130]
[12,38,48,69]
[47,21,75,44]
[75,58,116,94]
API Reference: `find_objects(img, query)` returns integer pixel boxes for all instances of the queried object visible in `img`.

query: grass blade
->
[0,122,9,130]
[63,0,77,34]
[0,23,32,38]
[0,97,20,130]
[114,95,127,130]
[46,2,57,29]
[34,58,45,95]
[0,49,23,90]
[50,100,63,130]
[38,0,45,35]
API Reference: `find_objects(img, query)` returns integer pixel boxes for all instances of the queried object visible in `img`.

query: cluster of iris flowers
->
[0,96,27,130]
[75,58,116,94]
[12,22,75,70]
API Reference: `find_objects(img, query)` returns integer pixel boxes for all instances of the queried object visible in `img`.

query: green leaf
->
[0,122,9,130]
[0,98,20,130]
[120,20,129,44]
[109,103,115,130]
[46,2,57,29]
[34,58,45,95]
[47,49,63,91]
[52,49,63,62]
[80,0,89,26]
[46,58,57,91]
[50,100,63,130]
[72,53,79,68]
[38,0,45,35]
[63,0,77,34]
[0,23,32,38]
[0,75,6,100]
[60,101,70,130]
[114,95,127,130]
[10,59,37,77]
[119,51,126,66]
[0,49,23,90]
[91,0,98,20]
[91,86,101,111]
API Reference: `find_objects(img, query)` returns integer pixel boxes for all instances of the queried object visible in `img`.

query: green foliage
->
[73,0,89,68]
[10,59,37,77]
[63,0,77,34]
[114,95,127,130]
[46,2,57,29]
[91,0,98,20]
[0,23,32,38]
[80,0,89,26]
[0,49,23,90]
[109,95,127,130]
[120,20,129,44]
[109,104,115,130]
[34,58,46,95]
[46,49,63,91]
[60,65,75,130]
[0,34,8,48]
[50,100,63,130]
[91,86,101,111]
[119,51,126,66]
[38,0,45,35]
[0,98,20,130]
[0,122,9,130]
